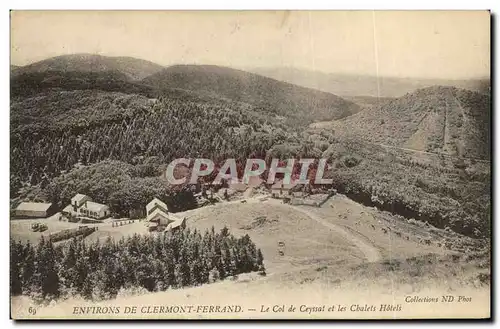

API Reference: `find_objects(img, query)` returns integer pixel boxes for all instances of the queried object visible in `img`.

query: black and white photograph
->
[8,10,491,319]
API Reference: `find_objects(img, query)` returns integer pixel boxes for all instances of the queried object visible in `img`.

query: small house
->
[146,198,170,218]
[78,201,110,220]
[63,194,110,220]
[146,198,172,226]
[146,197,185,231]
[15,202,55,218]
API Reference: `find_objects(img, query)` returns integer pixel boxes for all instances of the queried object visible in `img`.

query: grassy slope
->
[314,86,490,159]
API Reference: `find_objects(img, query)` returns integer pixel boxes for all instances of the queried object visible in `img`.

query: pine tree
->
[22,241,36,295]
[175,246,191,287]
[10,240,23,295]
[136,254,156,292]
[35,237,60,299]
[59,238,78,295]
[222,241,235,277]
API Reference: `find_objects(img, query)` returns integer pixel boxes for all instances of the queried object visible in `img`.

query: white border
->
[3,1,499,10]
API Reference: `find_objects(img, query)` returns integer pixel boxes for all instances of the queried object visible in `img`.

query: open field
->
[11,192,489,319]
[10,215,143,245]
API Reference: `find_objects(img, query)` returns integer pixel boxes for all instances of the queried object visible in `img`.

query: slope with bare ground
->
[312,86,490,159]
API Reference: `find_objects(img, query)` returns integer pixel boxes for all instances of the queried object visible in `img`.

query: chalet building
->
[78,201,110,220]
[146,198,171,225]
[62,194,110,220]
[15,202,55,218]
[61,205,73,217]
[146,198,185,231]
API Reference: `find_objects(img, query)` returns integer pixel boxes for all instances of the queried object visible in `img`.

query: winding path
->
[292,206,382,262]
[266,199,382,262]
[184,196,383,263]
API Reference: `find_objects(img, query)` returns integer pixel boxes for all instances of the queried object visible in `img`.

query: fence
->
[112,219,138,227]
[49,226,97,243]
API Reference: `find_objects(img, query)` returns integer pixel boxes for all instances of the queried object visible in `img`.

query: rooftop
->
[82,201,108,212]
[168,217,186,229]
[146,197,169,213]
[71,193,90,203]
[16,202,52,212]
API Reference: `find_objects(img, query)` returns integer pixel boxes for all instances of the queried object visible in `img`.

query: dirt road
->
[266,199,382,262]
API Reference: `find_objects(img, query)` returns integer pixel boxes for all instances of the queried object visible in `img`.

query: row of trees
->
[10,226,265,302]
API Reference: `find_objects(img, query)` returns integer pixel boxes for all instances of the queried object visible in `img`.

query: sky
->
[10,10,490,79]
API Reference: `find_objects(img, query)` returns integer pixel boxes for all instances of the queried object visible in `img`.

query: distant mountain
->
[142,65,360,125]
[12,54,164,81]
[342,95,395,109]
[313,86,490,159]
[251,67,490,98]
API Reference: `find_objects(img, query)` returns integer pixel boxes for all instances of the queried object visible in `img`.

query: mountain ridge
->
[11,54,165,81]
[251,67,490,97]
[142,64,361,125]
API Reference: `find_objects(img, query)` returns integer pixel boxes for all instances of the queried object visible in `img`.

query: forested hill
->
[11,56,360,192]
[10,71,157,99]
[11,57,361,126]
[11,54,165,81]
[141,65,361,125]
[315,86,491,160]
[10,88,299,189]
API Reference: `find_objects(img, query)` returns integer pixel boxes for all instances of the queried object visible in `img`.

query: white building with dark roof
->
[63,194,110,220]
[78,200,110,219]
